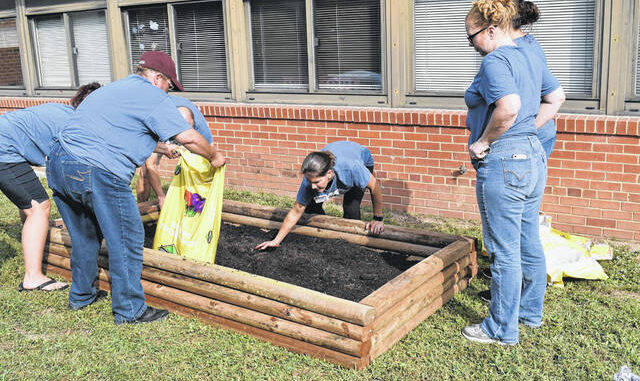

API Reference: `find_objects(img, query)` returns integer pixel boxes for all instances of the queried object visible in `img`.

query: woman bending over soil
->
[255,141,385,251]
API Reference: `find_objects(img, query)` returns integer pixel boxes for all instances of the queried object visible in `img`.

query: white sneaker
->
[461,324,516,346]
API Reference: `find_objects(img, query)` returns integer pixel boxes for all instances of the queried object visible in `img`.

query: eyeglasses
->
[467,26,489,43]
[159,73,175,90]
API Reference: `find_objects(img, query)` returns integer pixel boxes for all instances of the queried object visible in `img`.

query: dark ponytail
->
[513,0,540,29]
[301,150,336,176]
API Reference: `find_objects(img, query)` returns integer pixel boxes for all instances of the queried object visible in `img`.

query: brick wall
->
[0,47,23,87]
[1,97,638,242]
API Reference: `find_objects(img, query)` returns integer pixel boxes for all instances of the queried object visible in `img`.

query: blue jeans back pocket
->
[502,157,531,192]
[61,160,92,196]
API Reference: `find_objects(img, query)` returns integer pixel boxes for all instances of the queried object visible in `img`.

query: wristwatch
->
[373,215,384,222]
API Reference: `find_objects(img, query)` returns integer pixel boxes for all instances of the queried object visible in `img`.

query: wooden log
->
[373,265,470,332]
[44,252,364,357]
[359,239,471,312]
[369,277,469,360]
[221,212,440,257]
[221,200,461,247]
[46,242,369,341]
[46,227,374,326]
[142,294,368,369]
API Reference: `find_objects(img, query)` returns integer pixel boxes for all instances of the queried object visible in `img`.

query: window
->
[250,0,308,89]
[314,0,382,90]
[248,0,382,92]
[125,1,228,92]
[0,18,24,87]
[413,0,597,98]
[31,10,111,88]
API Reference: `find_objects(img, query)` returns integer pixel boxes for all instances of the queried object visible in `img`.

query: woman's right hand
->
[255,240,280,251]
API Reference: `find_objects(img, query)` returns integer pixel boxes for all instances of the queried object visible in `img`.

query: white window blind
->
[70,10,111,85]
[127,5,170,71]
[414,0,596,97]
[0,18,23,87]
[314,0,382,90]
[250,0,308,89]
[34,15,72,87]
[414,0,481,93]
[174,1,227,90]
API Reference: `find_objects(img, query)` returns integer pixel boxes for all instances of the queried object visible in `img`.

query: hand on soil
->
[255,240,280,251]
[366,220,384,235]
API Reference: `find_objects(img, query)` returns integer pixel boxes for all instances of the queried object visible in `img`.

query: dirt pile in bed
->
[145,222,421,302]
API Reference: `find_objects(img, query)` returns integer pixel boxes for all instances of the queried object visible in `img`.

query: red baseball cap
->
[138,51,184,92]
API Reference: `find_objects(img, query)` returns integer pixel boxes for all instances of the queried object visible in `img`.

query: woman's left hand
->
[366,220,385,235]
[469,140,490,160]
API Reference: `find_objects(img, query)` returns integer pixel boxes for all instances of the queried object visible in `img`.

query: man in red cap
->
[46,51,225,324]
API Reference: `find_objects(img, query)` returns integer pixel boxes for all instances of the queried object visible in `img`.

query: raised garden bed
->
[43,200,477,369]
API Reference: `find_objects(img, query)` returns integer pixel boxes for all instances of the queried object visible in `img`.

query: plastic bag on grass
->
[153,149,225,263]
[539,214,609,287]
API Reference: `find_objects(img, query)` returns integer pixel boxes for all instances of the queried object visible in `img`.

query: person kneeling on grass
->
[0,83,100,292]
[255,140,384,251]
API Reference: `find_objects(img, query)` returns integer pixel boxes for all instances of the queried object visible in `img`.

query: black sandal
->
[18,279,69,292]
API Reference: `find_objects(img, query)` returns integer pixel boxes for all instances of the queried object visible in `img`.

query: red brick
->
[606,153,638,164]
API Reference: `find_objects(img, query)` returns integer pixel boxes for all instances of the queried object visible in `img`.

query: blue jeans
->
[540,136,556,159]
[473,136,547,344]
[46,142,146,323]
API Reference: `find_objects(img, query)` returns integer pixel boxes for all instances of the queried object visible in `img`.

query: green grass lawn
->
[0,183,638,380]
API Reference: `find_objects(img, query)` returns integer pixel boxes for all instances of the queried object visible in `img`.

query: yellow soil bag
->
[153,150,225,263]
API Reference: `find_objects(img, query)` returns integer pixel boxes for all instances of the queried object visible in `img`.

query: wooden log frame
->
[42,201,477,369]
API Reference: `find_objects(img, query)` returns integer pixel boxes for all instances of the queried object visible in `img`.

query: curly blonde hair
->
[467,0,518,29]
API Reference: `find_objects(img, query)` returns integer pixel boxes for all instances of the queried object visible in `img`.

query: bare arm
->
[536,87,565,128]
[153,142,181,159]
[143,154,166,207]
[255,202,306,250]
[174,129,226,167]
[469,94,521,159]
[365,174,384,235]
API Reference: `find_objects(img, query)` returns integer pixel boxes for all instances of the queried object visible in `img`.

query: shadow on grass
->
[0,222,22,268]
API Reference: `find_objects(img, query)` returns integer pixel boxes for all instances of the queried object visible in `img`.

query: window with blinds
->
[0,18,24,87]
[314,0,382,90]
[414,0,597,97]
[636,17,640,97]
[70,10,111,85]
[34,15,71,87]
[32,10,112,88]
[174,1,227,91]
[126,5,171,71]
[250,0,308,89]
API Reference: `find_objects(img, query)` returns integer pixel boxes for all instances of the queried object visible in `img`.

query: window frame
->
[25,2,113,95]
[0,10,27,92]
[623,0,640,114]
[122,0,232,98]
[243,0,390,107]
[405,0,605,114]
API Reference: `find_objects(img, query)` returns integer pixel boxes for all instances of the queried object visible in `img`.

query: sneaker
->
[69,290,108,311]
[462,324,516,346]
[116,306,169,325]
[478,289,491,303]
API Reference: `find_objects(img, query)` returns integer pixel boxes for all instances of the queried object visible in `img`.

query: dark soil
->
[145,222,420,302]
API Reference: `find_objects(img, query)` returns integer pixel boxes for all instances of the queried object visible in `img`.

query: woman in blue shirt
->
[0,83,99,292]
[461,0,564,345]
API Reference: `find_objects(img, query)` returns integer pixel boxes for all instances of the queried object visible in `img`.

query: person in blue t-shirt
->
[461,0,564,346]
[255,141,384,251]
[46,51,226,325]
[512,0,565,159]
[135,95,213,207]
[0,82,100,292]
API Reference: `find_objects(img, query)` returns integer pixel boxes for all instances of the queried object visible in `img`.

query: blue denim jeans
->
[540,135,556,160]
[473,135,547,344]
[46,142,146,323]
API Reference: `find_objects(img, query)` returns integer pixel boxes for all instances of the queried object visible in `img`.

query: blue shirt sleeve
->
[144,97,192,142]
[349,162,372,189]
[541,67,561,96]
[478,55,517,106]
[296,178,313,205]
